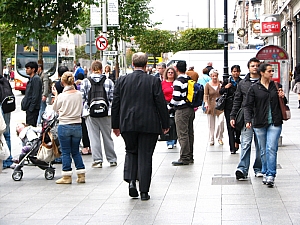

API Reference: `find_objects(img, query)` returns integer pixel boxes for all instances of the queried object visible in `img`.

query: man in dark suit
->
[111,52,169,201]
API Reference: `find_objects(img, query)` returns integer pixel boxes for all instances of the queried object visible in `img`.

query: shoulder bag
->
[275,82,291,121]
[215,93,227,111]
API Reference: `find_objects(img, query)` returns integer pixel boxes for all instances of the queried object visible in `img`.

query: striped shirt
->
[80,73,114,117]
[169,74,189,109]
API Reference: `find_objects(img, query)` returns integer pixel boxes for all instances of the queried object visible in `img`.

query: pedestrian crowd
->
[0,54,293,201]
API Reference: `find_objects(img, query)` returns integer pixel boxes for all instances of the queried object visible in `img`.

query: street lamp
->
[175,13,190,29]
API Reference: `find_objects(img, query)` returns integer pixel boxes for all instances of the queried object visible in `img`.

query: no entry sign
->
[95,36,108,51]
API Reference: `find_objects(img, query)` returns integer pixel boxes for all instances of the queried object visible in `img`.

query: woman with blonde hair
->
[204,69,224,146]
[52,72,86,184]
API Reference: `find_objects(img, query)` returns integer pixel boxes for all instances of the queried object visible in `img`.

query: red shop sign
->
[261,21,281,34]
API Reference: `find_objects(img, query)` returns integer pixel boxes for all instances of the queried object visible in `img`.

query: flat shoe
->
[141,192,150,201]
[218,140,223,145]
[129,180,139,198]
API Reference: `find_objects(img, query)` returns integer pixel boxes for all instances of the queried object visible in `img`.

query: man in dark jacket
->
[21,61,42,126]
[111,52,169,201]
[230,57,262,180]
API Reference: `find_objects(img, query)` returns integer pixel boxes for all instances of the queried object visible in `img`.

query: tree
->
[0,0,94,64]
[108,0,155,77]
[174,28,224,52]
[134,29,175,67]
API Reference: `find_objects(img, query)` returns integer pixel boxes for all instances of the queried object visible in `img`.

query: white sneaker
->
[173,144,177,148]
[167,145,173,149]
[92,161,102,168]
[255,172,264,177]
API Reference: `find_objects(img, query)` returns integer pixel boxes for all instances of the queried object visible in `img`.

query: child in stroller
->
[12,123,44,165]
[11,110,59,181]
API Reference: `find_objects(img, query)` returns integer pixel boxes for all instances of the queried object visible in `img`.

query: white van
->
[167,49,258,79]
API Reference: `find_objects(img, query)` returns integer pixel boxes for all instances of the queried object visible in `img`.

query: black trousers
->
[26,109,39,127]
[121,132,158,193]
[81,117,90,148]
[224,107,241,151]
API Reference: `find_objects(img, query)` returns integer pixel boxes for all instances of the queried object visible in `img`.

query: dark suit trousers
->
[26,109,39,127]
[121,132,158,193]
[224,107,241,151]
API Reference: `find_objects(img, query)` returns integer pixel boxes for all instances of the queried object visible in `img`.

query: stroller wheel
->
[45,168,55,180]
[12,170,23,181]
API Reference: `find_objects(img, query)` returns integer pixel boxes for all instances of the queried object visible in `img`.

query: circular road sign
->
[95,36,108,51]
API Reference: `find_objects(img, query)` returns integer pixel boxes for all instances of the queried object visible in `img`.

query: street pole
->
[223,0,229,80]
[102,0,107,66]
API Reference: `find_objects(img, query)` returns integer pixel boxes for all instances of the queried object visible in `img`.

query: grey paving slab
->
[1,90,300,224]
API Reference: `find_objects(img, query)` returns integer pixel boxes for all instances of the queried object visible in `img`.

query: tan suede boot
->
[76,169,86,183]
[56,171,72,184]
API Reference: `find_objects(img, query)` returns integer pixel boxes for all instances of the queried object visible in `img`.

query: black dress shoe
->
[172,160,189,166]
[129,180,138,198]
[140,192,150,201]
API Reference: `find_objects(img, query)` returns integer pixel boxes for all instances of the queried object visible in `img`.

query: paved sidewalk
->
[1,92,300,225]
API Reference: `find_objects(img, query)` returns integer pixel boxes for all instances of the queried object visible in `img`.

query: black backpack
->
[0,77,16,114]
[87,77,109,117]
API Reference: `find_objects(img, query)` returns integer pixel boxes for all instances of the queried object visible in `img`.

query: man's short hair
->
[158,62,166,69]
[58,66,69,77]
[247,57,260,68]
[132,52,148,68]
[76,62,81,67]
[175,61,187,73]
[25,61,38,73]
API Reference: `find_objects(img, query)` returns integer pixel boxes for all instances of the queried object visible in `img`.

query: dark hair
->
[247,57,260,68]
[77,73,84,80]
[176,61,187,73]
[296,63,300,74]
[38,64,43,70]
[258,63,272,74]
[202,68,209,74]
[231,65,241,72]
[25,61,38,73]
[58,66,69,77]
[76,62,81,67]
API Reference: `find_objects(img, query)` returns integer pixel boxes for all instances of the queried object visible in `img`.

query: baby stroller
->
[12,109,60,181]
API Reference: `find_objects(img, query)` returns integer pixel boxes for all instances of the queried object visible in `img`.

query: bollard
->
[278,136,282,147]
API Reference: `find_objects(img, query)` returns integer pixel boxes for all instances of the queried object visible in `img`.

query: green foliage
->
[134,29,175,57]
[174,28,224,52]
[0,24,15,59]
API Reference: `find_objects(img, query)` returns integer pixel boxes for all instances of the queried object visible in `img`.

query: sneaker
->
[110,162,117,167]
[167,145,173,149]
[173,144,177,148]
[266,176,275,187]
[235,170,246,180]
[92,161,102,168]
[262,174,267,184]
[255,172,264,177]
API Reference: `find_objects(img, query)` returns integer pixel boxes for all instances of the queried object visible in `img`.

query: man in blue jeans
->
[230,57,262,180]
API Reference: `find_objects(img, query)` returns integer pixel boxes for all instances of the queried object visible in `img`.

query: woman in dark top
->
[244,63,286,187]
[293,63,300,108]
[220,65,242,154]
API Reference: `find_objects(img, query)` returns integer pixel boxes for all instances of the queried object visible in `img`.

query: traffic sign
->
[103,51,118,56]
[95,36,108,51]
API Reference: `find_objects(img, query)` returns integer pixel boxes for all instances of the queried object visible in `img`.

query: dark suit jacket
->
[111,69,169,134]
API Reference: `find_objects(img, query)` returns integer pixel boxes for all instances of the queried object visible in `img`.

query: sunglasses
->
[168,71,174,74]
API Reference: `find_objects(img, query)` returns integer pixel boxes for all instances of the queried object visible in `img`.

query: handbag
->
[215,93,227,111]
[37,132,56,162]
[0,134,10,160]
[275,82,291,121]
[235,108,244,131]
[158,117,177,141]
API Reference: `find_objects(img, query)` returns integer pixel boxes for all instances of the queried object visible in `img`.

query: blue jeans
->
[167,140,177,147]
[37,100,47,125]
[237,125,261,176]
[1,110,13,168]
[57,124,85,171]
[254,124,282,177]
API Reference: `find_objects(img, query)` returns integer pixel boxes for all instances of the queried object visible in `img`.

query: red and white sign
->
[95,36,108,51]
[261,21,281,34]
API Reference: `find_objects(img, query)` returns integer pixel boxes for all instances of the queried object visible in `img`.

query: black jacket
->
[111,70,169,134]
[219,76,242,110]
[244,80,286,128]
[21,74,42,112]
[230,73,259,120]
